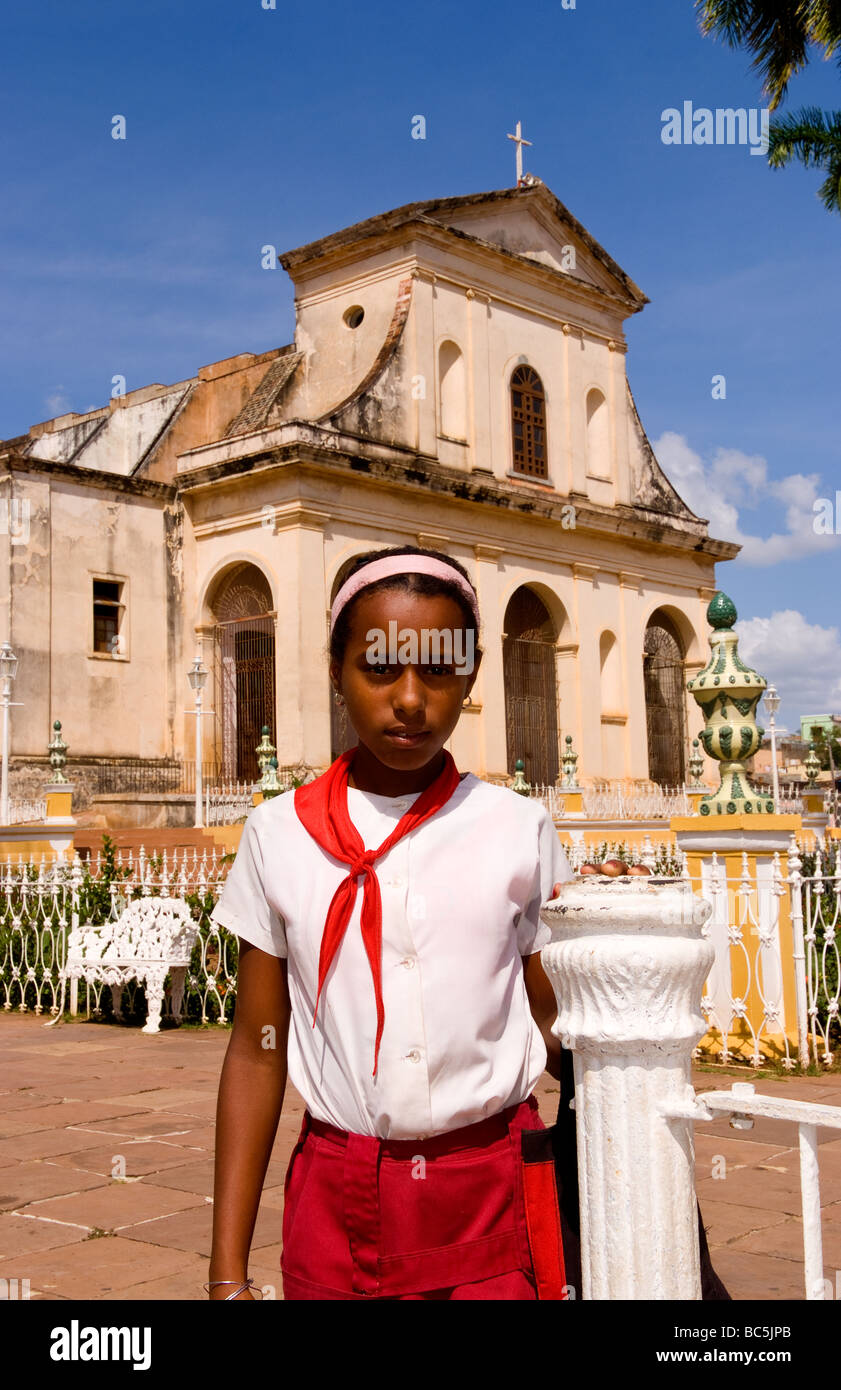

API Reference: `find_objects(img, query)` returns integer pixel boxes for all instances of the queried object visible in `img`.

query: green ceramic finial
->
[255,726,276,781]
[707,592,738,630]
[686,595,772,816]
[511,758,531,796]
[47,720,69,784]
[261,753,282,798]
[804,743,821,789]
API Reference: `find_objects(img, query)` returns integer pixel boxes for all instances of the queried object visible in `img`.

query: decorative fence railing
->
[581,784,691,820]
[524,781,691,821]
[204,771,312,825]
[7,798,47,826]
[687,840,840,1069]
[769,780,806,814]
[796,843,841,1066]
[0,846,235,1026]
[205,783,254,826]
[527,784,566,819]
[91,759,317,799]
[92,759,220,796]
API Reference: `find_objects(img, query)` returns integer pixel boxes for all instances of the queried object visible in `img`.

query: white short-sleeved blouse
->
[210,772,573,1140]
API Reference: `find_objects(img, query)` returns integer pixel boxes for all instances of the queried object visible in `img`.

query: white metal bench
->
[58,896,199,1034]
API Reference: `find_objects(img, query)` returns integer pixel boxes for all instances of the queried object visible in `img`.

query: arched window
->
[586,388,610,479]
[503,587,559,784]
[210,564,276,782]
[643,613,687,786]
[438,341,467,440]
[510,366,548,479]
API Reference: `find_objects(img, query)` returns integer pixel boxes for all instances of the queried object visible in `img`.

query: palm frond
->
[768,106,841,211]
[695,1,815,108]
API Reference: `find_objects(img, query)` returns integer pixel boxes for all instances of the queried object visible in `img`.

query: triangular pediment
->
[280,184,647,311]
[428,198,622,299]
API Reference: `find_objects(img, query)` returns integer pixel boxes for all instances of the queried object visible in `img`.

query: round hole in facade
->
[343,305,365,329]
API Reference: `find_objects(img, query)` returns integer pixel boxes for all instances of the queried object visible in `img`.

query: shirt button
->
[406,1049,421,1063]
[401,957,415,970]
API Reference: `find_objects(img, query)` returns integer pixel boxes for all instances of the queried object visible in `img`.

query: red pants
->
[280,1096,553,1301]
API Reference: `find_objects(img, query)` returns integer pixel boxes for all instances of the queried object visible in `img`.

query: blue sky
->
[1,0,839,731]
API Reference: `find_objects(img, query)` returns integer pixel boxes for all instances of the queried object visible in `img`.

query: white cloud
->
[736,610,841,727]
[653,431,839,566]
[44,387,71,417]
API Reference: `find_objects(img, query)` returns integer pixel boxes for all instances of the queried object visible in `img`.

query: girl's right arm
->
[208,939,291,1300]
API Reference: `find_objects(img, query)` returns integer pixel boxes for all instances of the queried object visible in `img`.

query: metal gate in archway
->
[214,616,276,782]
[503,588,560,785]
[210,567,277,783]
[643,619,686,787]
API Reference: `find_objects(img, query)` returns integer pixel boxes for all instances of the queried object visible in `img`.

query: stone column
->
[540,877,713,1299]
[272,504,331,769]
[473,544,507,777]
[572,564,600,781]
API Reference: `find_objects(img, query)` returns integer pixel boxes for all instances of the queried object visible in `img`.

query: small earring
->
[333,688,344,708]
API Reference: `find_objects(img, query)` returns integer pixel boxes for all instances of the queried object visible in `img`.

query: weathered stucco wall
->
[6,470,174,761]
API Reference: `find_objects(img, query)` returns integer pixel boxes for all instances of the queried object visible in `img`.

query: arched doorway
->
[643,613,686,786]
[503,587,559,784]
[210,565,276,782]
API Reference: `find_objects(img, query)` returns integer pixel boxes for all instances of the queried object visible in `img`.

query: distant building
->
[800,714,841,743]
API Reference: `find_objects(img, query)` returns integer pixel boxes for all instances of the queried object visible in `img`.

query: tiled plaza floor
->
[1,1013,840,1301]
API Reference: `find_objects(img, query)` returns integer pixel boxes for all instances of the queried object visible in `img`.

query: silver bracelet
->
[203,1277,255,1300]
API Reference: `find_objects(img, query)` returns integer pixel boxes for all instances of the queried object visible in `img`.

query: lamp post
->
[187,651,209,829]
[764,685,781,812]
[0,642,18,825]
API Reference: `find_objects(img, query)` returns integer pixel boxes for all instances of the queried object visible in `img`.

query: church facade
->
[0,182,739,804]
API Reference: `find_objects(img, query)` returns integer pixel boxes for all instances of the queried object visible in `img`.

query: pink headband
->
[330,555,481,631]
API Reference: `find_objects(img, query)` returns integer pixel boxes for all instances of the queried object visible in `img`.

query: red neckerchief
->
[294,746,461,1077]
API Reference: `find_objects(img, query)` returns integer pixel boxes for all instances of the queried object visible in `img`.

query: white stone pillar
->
[540,877,713,1299]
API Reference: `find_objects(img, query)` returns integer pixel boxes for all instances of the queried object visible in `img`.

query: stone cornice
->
[176,431,738,563]
[0,450,176,502]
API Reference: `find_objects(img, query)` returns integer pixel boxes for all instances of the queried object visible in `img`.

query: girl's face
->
[330,587,481,785]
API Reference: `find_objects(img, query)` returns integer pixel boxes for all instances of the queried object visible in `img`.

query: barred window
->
[510,366,548,479]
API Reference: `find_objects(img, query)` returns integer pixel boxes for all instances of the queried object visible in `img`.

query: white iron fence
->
[204,772,310,825]
[0,846,234,1025]
[7,798,47,826]
[581,784,691,819]
[528,784,566,819]
[205,782,253,827]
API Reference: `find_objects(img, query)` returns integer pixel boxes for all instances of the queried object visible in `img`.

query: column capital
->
[473,543,505,562]
[416,531,451,551]
[541,879,712,1056]
[573,562,599,583]
[272,502,331,533]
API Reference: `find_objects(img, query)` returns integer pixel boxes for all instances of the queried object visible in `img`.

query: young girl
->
[205,545,573,1301]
